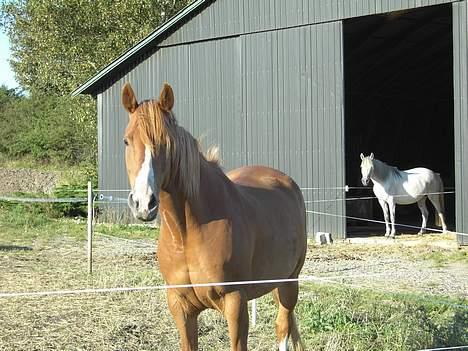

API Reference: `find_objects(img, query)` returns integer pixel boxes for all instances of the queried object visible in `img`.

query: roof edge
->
[71,0,210,97]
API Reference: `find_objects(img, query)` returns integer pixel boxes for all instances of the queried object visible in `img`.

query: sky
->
[0,31,19,89]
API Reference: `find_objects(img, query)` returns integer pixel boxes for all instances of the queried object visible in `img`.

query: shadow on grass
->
[0,245,32,251]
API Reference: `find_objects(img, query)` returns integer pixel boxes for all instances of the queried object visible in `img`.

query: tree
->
[0,0,192,95]
[0,0,192,168]
[0,84,22,110]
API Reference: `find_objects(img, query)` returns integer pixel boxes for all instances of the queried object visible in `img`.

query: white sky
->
[0,31,19,89]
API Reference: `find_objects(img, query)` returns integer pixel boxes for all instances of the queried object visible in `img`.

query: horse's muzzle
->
[361,178,369,186]
[128,192,159,222]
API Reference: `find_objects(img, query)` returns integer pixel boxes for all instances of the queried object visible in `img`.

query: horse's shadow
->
[0,245,33,252]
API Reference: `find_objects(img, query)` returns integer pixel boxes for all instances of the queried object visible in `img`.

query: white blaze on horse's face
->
[360,153,374,186]
[128,146,158,221]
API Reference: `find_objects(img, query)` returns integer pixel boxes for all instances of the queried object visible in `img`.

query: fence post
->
[87,181,93,274]
[251,298,257,327]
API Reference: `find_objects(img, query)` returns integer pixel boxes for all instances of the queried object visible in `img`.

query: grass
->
[0,205,467,350]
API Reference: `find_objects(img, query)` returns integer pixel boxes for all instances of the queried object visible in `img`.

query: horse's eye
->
[123,138,129,146]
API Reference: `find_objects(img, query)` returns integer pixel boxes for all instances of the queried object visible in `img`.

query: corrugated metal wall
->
[241,22,345,236]
[97,0,467,243]
[97,38,243,222]
[160,0,457,47]
[98,20,345,235]
[453,1,468,245]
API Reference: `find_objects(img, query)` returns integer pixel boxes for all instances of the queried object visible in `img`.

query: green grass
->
[95,222,158,240]
[0,201,157,244]
[294,285,467,351]
[421,249,468,268]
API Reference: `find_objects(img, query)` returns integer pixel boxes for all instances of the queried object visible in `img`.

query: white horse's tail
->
[435,174,445,228]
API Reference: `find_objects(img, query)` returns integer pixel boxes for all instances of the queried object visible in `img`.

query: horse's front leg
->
[378,199,391,236]
[417,197,428,235]
[388,198,396,238]
[167,290,200,351]
[223,290,249,351]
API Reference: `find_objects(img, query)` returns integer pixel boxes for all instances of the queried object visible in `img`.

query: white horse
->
[360,153,447,237]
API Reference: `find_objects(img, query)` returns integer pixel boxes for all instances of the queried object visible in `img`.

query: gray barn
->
[74,0,468,244]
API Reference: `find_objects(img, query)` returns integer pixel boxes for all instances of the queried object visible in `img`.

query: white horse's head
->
[360,153,374,186]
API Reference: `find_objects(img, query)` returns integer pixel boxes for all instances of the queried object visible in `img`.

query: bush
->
[0,88,96,166]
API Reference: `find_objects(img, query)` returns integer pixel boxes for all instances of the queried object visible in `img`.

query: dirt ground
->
[0,168,57,194]
[0,230,466,351]
[88,231,468,298]
[303,233,467,298]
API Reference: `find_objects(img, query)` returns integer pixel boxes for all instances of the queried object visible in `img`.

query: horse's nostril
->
[149,194,157,210]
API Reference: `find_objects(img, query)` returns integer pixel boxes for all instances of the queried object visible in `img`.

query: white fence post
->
[251,299,257,327]
[87,181,93,274]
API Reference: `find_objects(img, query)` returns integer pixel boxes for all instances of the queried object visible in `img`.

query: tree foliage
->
[0,0,191,169]
[0,87,96,165]
[1,0,192,95]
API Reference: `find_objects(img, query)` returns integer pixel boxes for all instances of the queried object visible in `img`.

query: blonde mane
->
[136,100,220,199]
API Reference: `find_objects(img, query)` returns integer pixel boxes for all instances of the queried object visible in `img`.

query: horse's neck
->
[159,159,229,236]
[372,159,394,184]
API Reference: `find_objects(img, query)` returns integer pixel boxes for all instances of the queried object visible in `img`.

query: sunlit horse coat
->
[360,153,447,237]
[121,82,307,351]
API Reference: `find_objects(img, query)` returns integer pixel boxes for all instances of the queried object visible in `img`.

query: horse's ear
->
[122,83,138,114]
[360,153,365,160]
[370,153,374,160]
[158,82,174,112]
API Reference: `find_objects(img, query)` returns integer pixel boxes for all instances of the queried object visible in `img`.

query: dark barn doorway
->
[344,4,455,236]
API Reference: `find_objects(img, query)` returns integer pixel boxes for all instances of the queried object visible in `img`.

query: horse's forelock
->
[136,100,174,152]
[136,100,201,199]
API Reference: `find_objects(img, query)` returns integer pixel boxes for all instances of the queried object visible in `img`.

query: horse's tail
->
[289,312,305,351]
[435,174,445,228]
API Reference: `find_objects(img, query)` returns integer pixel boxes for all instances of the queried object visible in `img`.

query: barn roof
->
[71,0,212,96]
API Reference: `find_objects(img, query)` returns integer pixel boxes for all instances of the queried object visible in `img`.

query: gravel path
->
[301,237,467,298]
[0,168,57,194]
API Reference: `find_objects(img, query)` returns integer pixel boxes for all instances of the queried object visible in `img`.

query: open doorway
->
[344,4,455,236]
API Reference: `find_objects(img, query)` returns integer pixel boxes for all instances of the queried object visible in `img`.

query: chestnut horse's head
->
[121,82,175,221]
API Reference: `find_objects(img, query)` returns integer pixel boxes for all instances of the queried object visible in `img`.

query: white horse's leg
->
[439,213,448,233]
[388,199,396,238]
[378,199,390,236]
[417,197,428,235]
[428,194,448,233]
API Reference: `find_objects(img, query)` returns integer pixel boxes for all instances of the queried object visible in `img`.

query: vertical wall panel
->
[242,22,345,237]
[98,38,243,221]
[453,2,468,245]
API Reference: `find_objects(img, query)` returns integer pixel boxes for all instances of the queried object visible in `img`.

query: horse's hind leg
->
[272,283,304,351]
[417,197,428,235]
[428,193,448,233]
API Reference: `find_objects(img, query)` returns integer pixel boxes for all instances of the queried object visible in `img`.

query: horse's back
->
[402,167,440,187]
[386,167,443,203]
[403,167,437,177]
[227,165,307,295]
[227,165,305,226]
[228,165,300,190]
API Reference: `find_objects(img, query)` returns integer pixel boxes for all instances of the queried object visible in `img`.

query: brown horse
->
[121,82,307,351]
